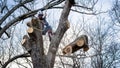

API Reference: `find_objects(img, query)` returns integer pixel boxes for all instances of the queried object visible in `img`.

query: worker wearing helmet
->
[38,12,53,41]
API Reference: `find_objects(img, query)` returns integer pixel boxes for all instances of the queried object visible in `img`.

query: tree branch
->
[47,0,74,68]
[0,0,65,38]
[0,27,10,38]
[0,10,37,38]
[74,4,93,11]
[2,53,30,68]
[51,7,101,15]
[22,5,31,11]
[62,35,89,54]
[0,0,34,25]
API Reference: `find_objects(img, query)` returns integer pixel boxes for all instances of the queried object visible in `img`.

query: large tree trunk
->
[22,18,48,68]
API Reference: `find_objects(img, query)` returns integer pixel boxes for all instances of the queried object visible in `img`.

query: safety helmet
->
[38,11,43,17]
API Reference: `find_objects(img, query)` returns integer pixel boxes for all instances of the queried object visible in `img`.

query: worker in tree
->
[38,11,53,41]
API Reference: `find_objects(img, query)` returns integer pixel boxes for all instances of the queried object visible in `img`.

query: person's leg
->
[48,29,52,41]
[47,26,53,41]
[43,25,53,41]
[42,26,48,35]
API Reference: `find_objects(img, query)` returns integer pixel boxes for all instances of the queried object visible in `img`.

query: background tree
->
[110,0,120,24]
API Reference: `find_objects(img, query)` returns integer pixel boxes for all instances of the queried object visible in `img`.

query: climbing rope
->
[33,27,43,32]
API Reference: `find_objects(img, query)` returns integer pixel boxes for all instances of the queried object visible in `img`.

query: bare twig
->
[51,6,107,15]
[22,5,31,11]
[0,0,34,25]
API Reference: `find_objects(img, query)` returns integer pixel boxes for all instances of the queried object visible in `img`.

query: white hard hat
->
[38,10,43,15]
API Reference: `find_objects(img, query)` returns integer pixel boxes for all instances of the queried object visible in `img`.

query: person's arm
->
[43,13,47,19]
[43,18,49,26]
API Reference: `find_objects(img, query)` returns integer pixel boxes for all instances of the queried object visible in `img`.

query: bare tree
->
[110,0,120,24]
[0,0,107,68]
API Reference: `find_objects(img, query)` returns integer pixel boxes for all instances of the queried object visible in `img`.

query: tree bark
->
[22,18,48,68]
[62,35,89,54]
[47,0,74,68]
